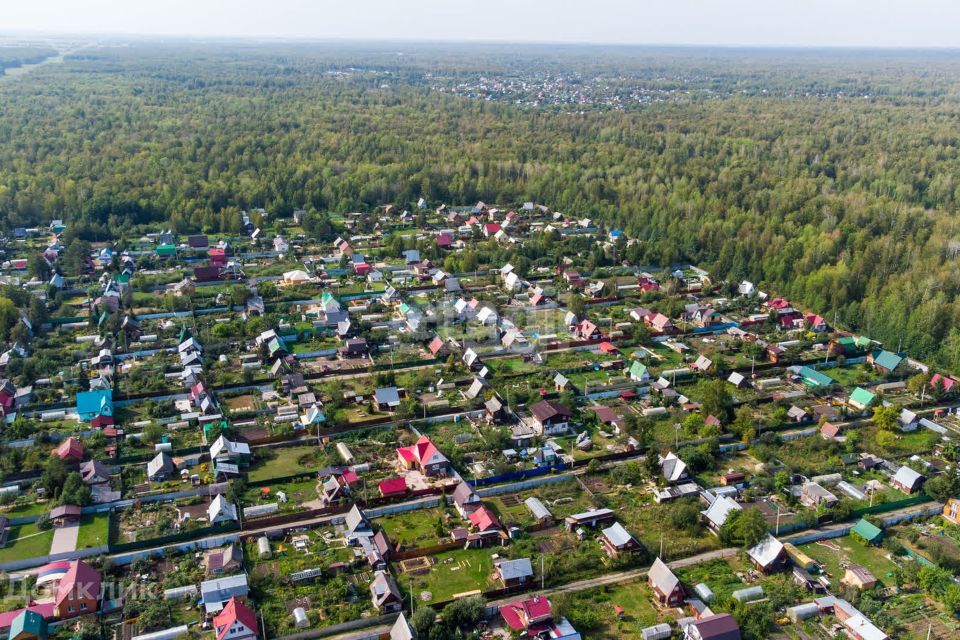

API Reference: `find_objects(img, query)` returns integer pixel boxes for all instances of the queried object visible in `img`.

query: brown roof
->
[530,400,572,423]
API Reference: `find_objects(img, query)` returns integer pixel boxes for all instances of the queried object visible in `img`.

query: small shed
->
[640,623,671,640]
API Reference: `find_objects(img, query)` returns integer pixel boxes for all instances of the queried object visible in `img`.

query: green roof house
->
[156,243,177,257]
[798,366,832,388]
[628,361,649,382]
[850,518,883,545]
[849,387,876,411]
[869,350,903,374]
[9,609,48,640]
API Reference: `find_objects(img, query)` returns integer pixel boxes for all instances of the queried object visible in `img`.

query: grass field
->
[407,548,495,603]
[556,579,668,639]
[247,445,320,482]
[76,513,111,549]
[798,536,899,587]
[377,507,450,548]
[0,523,55,563]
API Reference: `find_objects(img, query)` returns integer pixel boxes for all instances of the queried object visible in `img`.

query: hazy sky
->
[5,0,960,48]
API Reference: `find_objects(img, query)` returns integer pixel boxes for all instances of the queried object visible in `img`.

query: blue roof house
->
[76,389,113,422]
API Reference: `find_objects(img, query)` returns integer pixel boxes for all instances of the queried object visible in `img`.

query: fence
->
[109,521,240,554]
[467,463,569,487]
[475,473,576,498]
[269,613,396,640]
[850,495,931,518]
[392,540,463,561]
[0,543,110,572]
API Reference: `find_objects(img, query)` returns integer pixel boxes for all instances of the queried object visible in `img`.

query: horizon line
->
[4,28,960,52]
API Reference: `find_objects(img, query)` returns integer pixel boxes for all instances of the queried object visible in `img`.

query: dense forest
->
[3,42,960,370]
[0,46,58,72]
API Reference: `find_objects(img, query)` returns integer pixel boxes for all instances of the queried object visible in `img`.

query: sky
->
[4,0,960,48]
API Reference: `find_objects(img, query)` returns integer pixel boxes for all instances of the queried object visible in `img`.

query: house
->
[930,373,957,396]
[842,565,877,590]
[147,452,175,482]
[524,497,553,526]
[75,389,113,424]
[868,350,903,374]
[467,506,501,535]
[339,338,369,358]
[659,452,689,484]
[943,498,960,525]
[494,557,534,588]
[79,460,111,485]
[53,561,100,619]
[53,437,84,463]
[600,522,642,558]
[378,477,408,499]
[7,609,47,640]
[282,270,312,286]
[485,395,509,423]
[369,570,402,613]
[702,495,741,533]
[529,401,573,435]
[396,436,449,476]
[204,543,243,575]
[683,613,741,640]
[574,320,601,341]
[498,596,553,633]
[427,335,448,357]
[648,557,684,607]
[804,313,828,331]
[452,482,481,518]
[820,423,841,440]
[891,466,923,494]
[213,597,258,640]
[848,387,876,411]
[207,494,238,524]
[210,436,250,463]
[389,613,417,640]
[564,508,615,531]
[746,535,787,573]
[629,361,650,382]
[200,575,249,614]
[374,387,402,412]
[799,482,838,509]
[646,313,674,333]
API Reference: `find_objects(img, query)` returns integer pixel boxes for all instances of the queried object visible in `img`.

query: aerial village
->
[1,200,960,640]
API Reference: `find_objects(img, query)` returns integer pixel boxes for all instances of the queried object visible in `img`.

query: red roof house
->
[53,438,84,463]
[213,597,258,640]
[378,477,408,498]
[467,506,501,533]
[499,596,553,632]
[54,561,100,619]
[396,436,449,476]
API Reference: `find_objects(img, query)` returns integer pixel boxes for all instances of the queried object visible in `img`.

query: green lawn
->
[76,513,111,549]
[377,507,450,548]
[0,523,55,563]
[557,579,669,639]
[408,547,496,602]
[247,446,320,482]
[2,499,52,518]
[798,537,899,586]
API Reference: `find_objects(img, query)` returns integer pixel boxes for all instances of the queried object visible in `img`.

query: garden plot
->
[797,537,898,586]
[406,548,496,603]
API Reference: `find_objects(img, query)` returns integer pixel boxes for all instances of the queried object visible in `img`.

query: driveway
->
[50,523,79,555]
